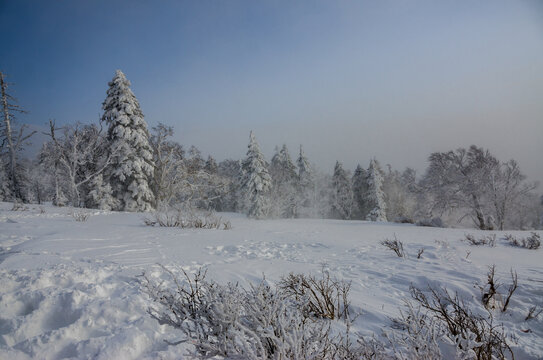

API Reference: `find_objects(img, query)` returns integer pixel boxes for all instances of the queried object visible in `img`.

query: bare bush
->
[416,217,444,228]
[10,202,27,211]
[525,306,542,321]
[278,267,351,321]
[417,248,424,259]
[141,265,334,359]
[480,266,518,313]
[410,284,514,360]
[464,234,496,247]
[143,208,229,230]
[71,211,90,222]
[502,270,518,313]
[388,301,443,359]
[504,233,540,250]
[142,265,524,360]
[381,235,405,258]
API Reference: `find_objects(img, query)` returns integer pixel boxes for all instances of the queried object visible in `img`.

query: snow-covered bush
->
[142,264,523,359]
[10,201,27,211]
[143,207,227,229]
[416,217,444,228]
[388,301,443,359]
[504,232,541,250]
[393,215,414,224]
[278,268,351,321]
[141,265,334,359]
[464,234,496,247]
[410,284,514,360]
[71,211,91,222]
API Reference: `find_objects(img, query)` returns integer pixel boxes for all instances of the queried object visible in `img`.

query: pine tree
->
[217,159,243,212]
[240,131,272,219]
[270,144,298,217]
[102,70,155,212]
[204,155,218,175]
[87,174,118,210]
[330,161,353,219]
[297,145,315,214]
[352,164,369,219]
[365,159,387,221]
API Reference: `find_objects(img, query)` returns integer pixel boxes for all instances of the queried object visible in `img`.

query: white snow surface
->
[0,202,541,359]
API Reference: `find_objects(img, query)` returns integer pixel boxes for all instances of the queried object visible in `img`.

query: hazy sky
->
[1,0,542,183]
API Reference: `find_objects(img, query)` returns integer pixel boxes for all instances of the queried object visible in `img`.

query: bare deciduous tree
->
[0,72,35,202]
[423,145,538,230]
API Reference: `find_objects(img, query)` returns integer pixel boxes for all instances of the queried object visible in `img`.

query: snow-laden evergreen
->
[330,161,353,220]
[365,159,387,222]
[102,70,155,212]
[352,164,369,219]
[240,131,272,219]
[297,145,315,214]
[87,174,117,210]
[270,144,298,217]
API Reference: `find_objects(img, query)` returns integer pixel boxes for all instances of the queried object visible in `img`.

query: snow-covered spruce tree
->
[365,159,387,222]
[240,131,272,219]
[330,161,353,220]
[204,155,218,175]
[352,164,369,219]
[297,145,315,216]
[216,159,242,212]
[270,144,298,218]
[102,70,155,212]
[87,174,117,210]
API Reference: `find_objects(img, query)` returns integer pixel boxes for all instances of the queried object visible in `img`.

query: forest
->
[1,70,541,231]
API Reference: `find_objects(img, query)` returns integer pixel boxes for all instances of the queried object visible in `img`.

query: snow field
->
[0,202,542,359]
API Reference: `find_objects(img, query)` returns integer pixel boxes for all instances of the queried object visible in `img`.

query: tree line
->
[1,70,541,230]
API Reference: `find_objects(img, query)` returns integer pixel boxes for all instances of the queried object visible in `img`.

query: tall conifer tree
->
[365,159,387,221]
[240,131,272,219]
[102,70,155,211]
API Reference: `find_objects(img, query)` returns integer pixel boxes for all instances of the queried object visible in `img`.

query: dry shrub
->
[464,234,496,247]
[142,265,334,359]
[525,306,542,321]
[381,235,405,258]
[416,217,444,228]
[71,211,90,222]
[11,202,27,211]
[142,265,524,360]
[480,265,518,313]
[417,248,424,259]
[143,208,228,230]
[278,267,351,321]
[504,233,540,250]
[410,285,514,360]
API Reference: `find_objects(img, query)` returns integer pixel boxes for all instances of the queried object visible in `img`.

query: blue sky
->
[1,0,542,182]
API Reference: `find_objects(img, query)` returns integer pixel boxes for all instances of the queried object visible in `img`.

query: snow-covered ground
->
[0,202,541,359]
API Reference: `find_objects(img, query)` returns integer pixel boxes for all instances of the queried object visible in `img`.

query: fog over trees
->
[1,70,541,230]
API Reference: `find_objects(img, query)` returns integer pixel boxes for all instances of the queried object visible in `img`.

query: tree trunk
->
[0,72,22,201]
[472,194,487,230]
